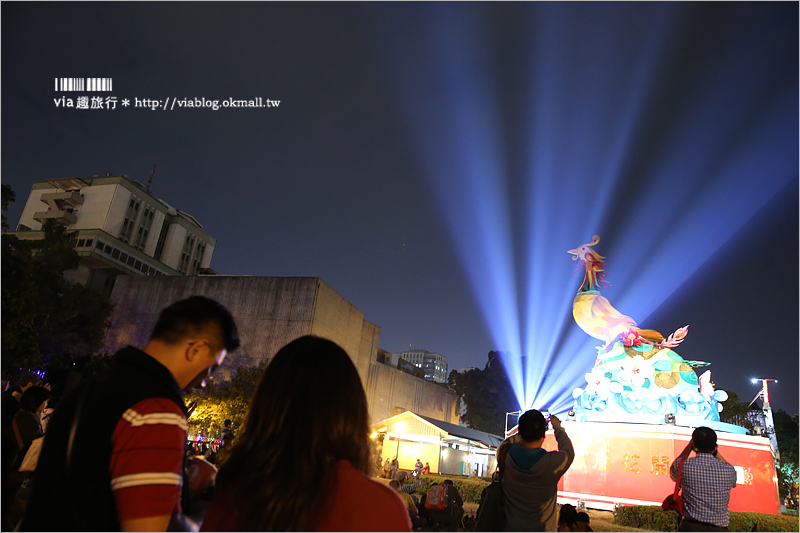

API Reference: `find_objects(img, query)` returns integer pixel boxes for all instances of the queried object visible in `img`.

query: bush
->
[452,477,490,503]
[413,474,491,504]
[614,506,799,532]
[613,505,679,531]
[728,511,799,532]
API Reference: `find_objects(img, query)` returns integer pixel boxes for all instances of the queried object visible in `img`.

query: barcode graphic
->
[54,78,113,92]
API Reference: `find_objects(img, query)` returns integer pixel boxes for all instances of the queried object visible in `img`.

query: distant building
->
[376,348,393,365]
[104,275,460,425]
[10,174,214,292]
[393,349,448,383]
[396,358,426,380]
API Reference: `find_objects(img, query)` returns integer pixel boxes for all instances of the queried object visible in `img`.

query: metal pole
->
[761,379,779,461]
[752,378,780,461]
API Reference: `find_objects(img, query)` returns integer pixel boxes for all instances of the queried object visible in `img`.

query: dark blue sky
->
[2,2,797,413]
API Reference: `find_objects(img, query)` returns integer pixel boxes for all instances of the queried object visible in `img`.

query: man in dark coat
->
[21,296,239,532]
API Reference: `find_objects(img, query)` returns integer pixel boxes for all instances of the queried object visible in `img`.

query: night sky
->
[2,3,797,413]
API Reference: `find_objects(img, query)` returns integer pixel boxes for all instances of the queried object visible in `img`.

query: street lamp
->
[750,378,779,460]
[750,378,778,406]
[394,421,406,459]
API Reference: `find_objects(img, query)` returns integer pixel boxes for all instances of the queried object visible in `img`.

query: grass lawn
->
[583,510,650,532]
[460,504,648,532]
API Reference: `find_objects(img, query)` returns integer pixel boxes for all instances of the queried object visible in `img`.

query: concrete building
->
[393,349,448,383]
[104,275,460,425]
[10,174,214,292]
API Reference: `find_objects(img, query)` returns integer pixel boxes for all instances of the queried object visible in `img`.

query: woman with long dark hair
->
[201,336,411,531]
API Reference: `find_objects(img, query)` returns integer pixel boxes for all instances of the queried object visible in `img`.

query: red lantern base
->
[546,421,780,514]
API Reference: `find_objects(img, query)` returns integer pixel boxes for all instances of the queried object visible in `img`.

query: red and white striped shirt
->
[109,397,187,522]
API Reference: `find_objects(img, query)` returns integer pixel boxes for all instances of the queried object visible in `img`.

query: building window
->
[119,196,142,243]
[119,219,130,242]
[179,233,196,274]
[132,206,155,251]
[190,241,206,275]
[153,219,170,261]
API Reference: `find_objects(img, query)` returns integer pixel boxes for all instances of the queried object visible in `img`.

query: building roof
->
[416,414,505,449]
[372,411,504,450]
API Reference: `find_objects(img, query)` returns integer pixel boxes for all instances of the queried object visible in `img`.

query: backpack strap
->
[12,417,24,449]
[673,457,684,498]
[66,384,91,474]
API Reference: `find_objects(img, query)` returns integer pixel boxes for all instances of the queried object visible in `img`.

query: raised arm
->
[550,415,575,466]
[670,439,693,481]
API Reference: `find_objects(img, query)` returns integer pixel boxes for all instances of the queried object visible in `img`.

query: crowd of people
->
[0,295,741,532]
[1,373,52,529]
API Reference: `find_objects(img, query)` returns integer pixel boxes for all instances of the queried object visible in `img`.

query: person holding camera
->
[669,427,737,531]
[501,410,574,531]
[394,469,422,498]
[390,479,426,529]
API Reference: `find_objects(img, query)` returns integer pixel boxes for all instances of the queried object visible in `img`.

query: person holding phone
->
[670,427,736,531]
[501,410,575,531]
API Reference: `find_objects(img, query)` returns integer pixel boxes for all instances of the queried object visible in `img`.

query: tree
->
[185,361,267,440]
[39,352,115,407]
[773,409,799,508]
[1,187,113,377]
[719,389,798,508]
[718,390,756,432]
[2,184,15,231]
[449,351,519,435]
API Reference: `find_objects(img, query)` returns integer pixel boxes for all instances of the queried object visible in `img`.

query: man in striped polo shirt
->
[22,296,239,532]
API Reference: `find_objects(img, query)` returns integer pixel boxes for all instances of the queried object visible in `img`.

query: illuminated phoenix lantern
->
[568,235,688,354]
[567,235,729,424]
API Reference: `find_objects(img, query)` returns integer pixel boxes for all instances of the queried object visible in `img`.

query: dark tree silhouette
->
[449,350,519,435]
[2,186,112,378]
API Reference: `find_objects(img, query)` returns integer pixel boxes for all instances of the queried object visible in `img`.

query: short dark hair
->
[13,372,40,390]
[558,504,577,527]
[692,426,717,453]
[518,409,547,442]
[224,419,232,427]
[19,386,51,413]
[150,296,239,352]
[443,479,454,486]
[576,512,590,524]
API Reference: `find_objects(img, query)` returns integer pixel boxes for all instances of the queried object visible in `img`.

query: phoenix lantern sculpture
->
[568,235,728,424]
